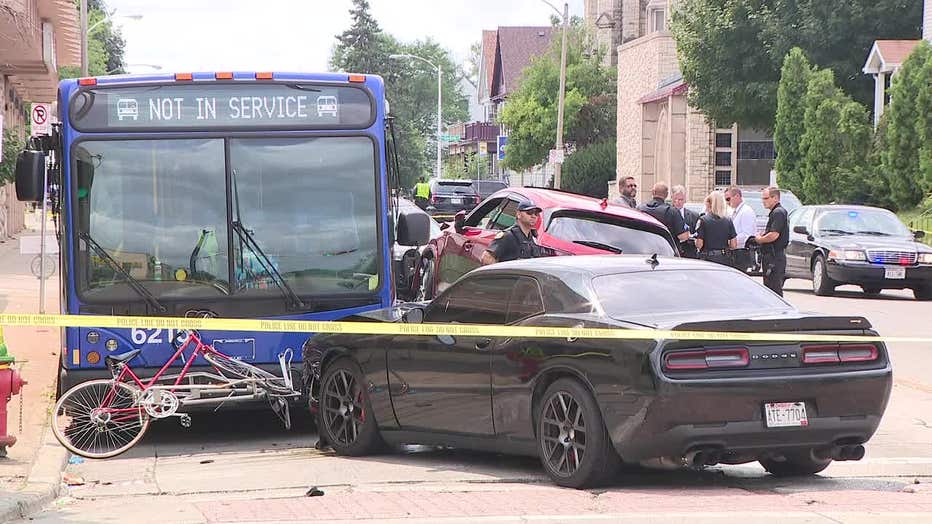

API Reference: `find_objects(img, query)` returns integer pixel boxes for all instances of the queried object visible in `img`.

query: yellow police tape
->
[1,313,930,344]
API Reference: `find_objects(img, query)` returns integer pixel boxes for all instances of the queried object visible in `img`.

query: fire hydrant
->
[0,328,26,458]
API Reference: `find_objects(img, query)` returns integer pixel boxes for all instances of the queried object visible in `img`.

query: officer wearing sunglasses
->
[481,201,544,265]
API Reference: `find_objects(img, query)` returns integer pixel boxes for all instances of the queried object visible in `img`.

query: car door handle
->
[475,338,492,351]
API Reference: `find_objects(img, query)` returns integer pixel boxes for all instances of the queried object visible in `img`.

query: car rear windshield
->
[546,212,676,256]
[593,270,791,320]
[434,181,476,195]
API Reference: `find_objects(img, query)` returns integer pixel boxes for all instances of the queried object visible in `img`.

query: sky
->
[105,0,586,74]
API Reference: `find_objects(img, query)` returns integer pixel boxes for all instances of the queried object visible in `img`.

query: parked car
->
[393,199,443,300]
[415,187,678,299]
[425,179,480,219]
[303,255,891,488]
[785,205,932,299]
[471,179,509,201]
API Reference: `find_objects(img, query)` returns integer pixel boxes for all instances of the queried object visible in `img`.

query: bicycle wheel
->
[203,352,293,395]
[52,380,150,459]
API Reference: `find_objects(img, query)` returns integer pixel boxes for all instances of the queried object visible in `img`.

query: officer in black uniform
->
[752,186,789,296]
[637,182,690,248]
[481,201,543,265]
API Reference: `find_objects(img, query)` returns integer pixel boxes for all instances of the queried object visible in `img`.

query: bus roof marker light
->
[175,73,193,82]
[255,72,274,80]
[348,74,366,83]
[215,72,234,80]
[78,78,97,86]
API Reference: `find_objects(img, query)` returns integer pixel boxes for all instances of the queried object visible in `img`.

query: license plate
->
[884,267,906,279]
[764,402,808,428]
[451,197,463,204]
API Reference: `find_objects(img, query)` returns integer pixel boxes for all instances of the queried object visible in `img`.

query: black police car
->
[785,205,932,299]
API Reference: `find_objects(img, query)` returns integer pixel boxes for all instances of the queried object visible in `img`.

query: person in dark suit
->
[671,185,699,258]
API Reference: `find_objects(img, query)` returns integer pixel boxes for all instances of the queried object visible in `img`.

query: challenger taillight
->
[802,344,878,364]
[664,348,749,370]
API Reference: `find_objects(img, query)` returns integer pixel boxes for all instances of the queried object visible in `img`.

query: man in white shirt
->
[726,186,757,271]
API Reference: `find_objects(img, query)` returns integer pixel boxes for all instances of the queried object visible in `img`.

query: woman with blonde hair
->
[695,191,737,266]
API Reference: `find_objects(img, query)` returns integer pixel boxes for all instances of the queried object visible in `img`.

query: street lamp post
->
[80,1,143,76]
[540,1,569,189]
[390,53,442,180]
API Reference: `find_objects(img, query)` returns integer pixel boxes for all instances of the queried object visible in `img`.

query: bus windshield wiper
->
[79,232,167,313]
[231,221,306,310]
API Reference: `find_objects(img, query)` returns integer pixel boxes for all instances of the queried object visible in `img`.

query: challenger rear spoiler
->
[673,316,873,334]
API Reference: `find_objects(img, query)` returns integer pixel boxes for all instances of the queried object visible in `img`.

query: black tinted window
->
[434,182,475,195]
[594,270,791,320]
[546,213,676,255]
[507,277,544,323]
[426,277,510,324]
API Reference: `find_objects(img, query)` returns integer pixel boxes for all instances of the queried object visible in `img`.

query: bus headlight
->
[86,331,100,344]
[105,339,118,351]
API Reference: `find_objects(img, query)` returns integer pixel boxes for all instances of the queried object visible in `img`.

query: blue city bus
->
[15,71,426,395]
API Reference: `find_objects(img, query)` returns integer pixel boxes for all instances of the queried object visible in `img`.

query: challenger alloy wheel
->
[319,360,382,456]
[537,378,620,488]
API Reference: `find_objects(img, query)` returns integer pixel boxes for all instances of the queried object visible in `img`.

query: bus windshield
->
[75,136,379,304]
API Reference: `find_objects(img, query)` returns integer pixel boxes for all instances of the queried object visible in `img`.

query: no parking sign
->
[31,103,51,136]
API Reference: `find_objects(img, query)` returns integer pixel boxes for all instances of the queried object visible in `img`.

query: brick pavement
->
[195,484,932,522]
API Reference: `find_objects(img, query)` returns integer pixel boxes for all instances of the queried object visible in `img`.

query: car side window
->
[466,198,504,229]
[425,277,510,325]
[492,199,521,230]
[507,277,545,324]
[790,208,814,232]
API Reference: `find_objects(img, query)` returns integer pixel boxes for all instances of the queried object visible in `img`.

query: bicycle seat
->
[105,348,142,367]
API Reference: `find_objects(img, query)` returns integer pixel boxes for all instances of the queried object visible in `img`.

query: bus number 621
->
[131,328,175,345]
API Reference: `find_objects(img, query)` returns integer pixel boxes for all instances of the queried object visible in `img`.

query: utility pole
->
[553,2,569,189]
[80,0,88,76]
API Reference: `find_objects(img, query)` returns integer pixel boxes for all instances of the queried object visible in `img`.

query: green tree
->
[832,101,874,204]
[59,0,126,78]
[499,23,616,171]
[330,0,468,188]
[883,42,932,210]
[562,140,616,198]
[0,128,27,184]
[774,48,812,195]
[800,70,845,203]
[671,0,923,130]
[916,55,932,192]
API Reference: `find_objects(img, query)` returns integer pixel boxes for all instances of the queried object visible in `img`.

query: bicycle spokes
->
[52,380,150,459]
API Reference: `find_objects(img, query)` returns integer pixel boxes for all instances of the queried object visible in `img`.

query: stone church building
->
[587,0,774,203]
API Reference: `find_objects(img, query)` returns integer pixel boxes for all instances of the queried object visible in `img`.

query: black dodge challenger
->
[302,255,892,488]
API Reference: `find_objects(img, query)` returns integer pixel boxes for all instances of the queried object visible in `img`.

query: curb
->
[0,425,69,522]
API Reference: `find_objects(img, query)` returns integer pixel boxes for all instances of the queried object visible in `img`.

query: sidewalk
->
[0,216,69,521]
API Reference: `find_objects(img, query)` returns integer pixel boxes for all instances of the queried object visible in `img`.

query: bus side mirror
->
[397,209,430,246]
[14,150,46,202]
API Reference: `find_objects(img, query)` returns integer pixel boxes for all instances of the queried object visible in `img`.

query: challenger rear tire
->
[760,449,832,477]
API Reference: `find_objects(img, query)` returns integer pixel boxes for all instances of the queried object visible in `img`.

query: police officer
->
[638,182,690,246]
[413,176,431,210]
[481,201,543,265]
[752,186,789,296]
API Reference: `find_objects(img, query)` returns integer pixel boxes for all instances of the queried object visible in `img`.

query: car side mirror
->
[453,210,466,233]
[915,230,926,240]
[397,209,430,246]
[15,150,46,202]
[792,225,809,235]
[401,306,424,323]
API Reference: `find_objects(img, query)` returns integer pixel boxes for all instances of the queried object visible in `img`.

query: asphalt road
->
[20,278,932,523]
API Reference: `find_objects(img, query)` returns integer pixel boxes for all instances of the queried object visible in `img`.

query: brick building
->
[0,0,80,239]
[588,0,773,203]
